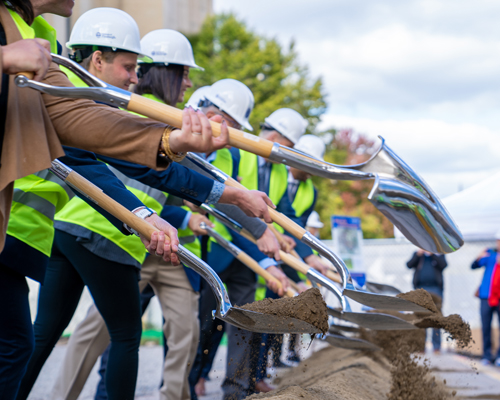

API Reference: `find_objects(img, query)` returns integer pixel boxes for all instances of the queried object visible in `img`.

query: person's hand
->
[168,109,229,154]
[183,200,206,214]
[256,228,281,260]
[140,214,180,265]
[2,39,52,82]
[266,265,289,297]
[305,254,329,276]
[188,213,214,235]
[218,186,275,223]
[416,249,425,256]
[279,234,296,253]
[296,282,309,293]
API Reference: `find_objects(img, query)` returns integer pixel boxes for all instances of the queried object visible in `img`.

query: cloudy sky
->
[214,0,500,198]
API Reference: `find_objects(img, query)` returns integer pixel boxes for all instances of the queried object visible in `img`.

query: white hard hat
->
[204,79,254,131]
[67,8,148,59]
[294,135,326,161]
[186,86,210,110]
[139,29,203,69]
[264,108,308,144]
[307,211,324,229]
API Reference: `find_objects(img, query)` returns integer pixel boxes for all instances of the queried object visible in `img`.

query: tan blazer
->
[0,4,171,252]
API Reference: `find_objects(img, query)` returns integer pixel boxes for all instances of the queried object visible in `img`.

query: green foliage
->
[185,14,326,132]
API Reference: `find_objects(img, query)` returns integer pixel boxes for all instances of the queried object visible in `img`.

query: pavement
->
[27,342,500,400]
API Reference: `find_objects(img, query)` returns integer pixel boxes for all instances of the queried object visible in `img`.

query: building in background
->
[44,0,213,55]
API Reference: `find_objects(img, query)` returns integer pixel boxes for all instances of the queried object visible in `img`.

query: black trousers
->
[0,264,34,400]
[17,230,142,400]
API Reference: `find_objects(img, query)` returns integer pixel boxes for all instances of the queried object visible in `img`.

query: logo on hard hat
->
[96,32,101,38]
[152,51,167,56]
[96,32,116,39]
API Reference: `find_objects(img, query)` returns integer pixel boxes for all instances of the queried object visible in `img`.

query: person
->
[472,231,500,366]
[407,249,447,353]
[48,27,212,400]
[15,11,272,400]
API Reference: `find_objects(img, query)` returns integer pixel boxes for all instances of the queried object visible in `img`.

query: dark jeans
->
[95,284,167,400]
[480,298,500,361]
[17,230,142,400]
[418,285,442,351]
[0,264,34,400]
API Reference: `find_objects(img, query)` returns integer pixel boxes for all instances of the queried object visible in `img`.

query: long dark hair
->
[135,63,184,106]
[7,0,34,25]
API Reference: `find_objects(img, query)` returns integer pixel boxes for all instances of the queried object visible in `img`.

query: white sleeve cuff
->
[179,211,192,230]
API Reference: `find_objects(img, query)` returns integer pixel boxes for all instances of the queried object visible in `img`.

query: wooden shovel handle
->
[223,176,307,239]
[65,170,158,239]
[128,94,274,157]
[236,252,295,298]
[16,72,34,79]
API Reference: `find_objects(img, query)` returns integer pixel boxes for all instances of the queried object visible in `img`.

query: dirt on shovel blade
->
[239,288,328,334]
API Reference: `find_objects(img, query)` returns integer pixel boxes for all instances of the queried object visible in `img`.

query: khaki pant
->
[52,256,199,400]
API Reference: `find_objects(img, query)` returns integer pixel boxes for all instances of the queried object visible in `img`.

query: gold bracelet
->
[160,127,186,162]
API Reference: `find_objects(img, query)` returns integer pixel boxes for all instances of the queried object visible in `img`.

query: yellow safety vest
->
[291,179,315,217]
[5,11,72,256]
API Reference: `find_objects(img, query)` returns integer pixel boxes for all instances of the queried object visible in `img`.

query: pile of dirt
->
[240,288,329,334]
[247,346,392,400]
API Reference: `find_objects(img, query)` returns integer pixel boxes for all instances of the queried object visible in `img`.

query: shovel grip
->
[128,94,274,157]
[64,170,158,239]
[16,72,34,80]
[236,252,295,298]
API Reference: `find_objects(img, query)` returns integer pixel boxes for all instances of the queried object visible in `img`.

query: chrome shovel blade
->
[327,307,417,331]
[349,138,463,254]
[221,308,321,334]
[329,323,361,334]
[323,334,381,352]
[344,288,429,313]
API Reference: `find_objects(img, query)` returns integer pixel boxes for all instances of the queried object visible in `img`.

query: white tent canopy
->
[442,171,500,241]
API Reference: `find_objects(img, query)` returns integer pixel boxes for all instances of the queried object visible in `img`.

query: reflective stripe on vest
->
[291,179,315,217]
[7,171,75,256]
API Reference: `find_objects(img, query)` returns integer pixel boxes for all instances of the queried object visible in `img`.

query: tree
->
[313,129,394,239]
[185,14,326,132]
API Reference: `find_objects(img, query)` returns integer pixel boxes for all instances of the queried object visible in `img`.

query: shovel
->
[200,204,419,331]
[16,54,463,255]
[186,153,428,313]
[48,160,320,334]
[267,221,403,296]
[202,222,388,349]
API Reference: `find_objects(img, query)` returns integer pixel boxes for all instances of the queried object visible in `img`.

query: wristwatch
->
[125,206,157,236]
